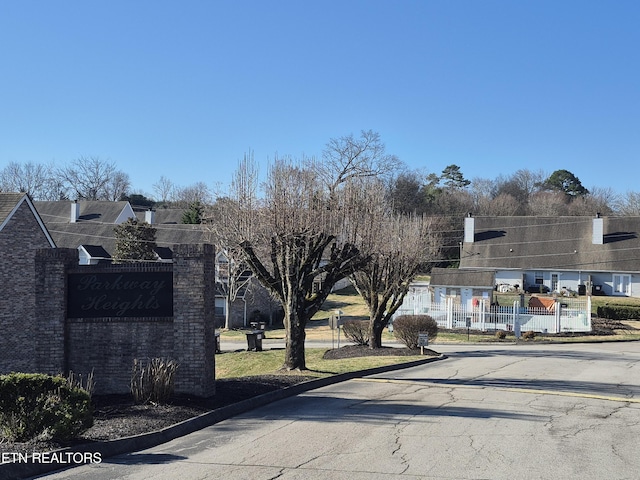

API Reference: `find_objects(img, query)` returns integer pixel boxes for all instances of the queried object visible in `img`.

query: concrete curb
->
[1,355,445,480]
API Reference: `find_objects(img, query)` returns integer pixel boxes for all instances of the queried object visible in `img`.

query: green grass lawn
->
[310,285,370,322]
[215,348,427,379]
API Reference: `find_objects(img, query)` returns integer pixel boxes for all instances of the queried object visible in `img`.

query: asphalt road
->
[36,342,640,480]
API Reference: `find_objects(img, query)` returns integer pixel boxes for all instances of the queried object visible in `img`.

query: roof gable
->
[78,244,111,258]
[0,192,56,246]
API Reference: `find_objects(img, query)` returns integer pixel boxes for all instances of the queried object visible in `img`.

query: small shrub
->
[341,320,369,346]
[597,305,640,320]
[495,330,507,340]
[393,315,438,349]
[131,358,179,405]
[0,373,93,442]
[66,370,95,399]
[522,330,536,340]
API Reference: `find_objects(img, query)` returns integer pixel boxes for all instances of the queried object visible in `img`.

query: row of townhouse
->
[0,193,276,330]
[399,214,640,332]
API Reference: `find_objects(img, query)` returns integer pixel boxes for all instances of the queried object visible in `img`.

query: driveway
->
[37,342,640,479]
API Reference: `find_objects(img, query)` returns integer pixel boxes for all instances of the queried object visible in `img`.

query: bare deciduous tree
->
[484,193,523,216]
[173,182,212,208]
[511,168,547,198]
[102,171,131,201]
[567,187,617,216]
[318,130,402,198]
[214,248,253,329]
[349,180,442,348]
[57,156,127,200]
[152,176,176,204]
[527,191,569,216]
[212,155,366,370]
[209,153,262,329]
[0,161,56,199]
[613,191,640,216]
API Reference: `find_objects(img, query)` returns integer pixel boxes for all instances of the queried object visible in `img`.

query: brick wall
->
[1,199,218,397]
[61,261,175,395]
[31,244,217,397]
[173,244,216,397]
[0,201,53,373]
[35,248,78,374]
[67,319,174,394]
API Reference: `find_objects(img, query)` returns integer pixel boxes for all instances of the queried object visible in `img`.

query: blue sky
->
[1,1,638,198]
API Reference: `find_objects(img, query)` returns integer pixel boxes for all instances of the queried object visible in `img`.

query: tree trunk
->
[367,301,387,349]
[225,296,232,329]
[369,324,383,349]
[283,308,307,370]
[369,314,386,349]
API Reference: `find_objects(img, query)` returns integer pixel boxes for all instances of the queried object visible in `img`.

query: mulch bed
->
[322,344,437,359]
[1,345,431,456]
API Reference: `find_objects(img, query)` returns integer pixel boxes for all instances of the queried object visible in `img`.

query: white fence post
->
[555,300,561,333]
[446,297,453,329]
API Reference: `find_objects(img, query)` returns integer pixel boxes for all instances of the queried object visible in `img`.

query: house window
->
[215,253,229,285]
[215,298,225,316]
[613,274,631,296]
[534,272,544,285]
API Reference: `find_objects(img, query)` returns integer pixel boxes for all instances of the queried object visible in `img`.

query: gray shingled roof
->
[460,216,640,273]
[36,200,131,225]
[80,245,111,258]
[134,208,186,224]
[0,193,26,228]
[1,193,56,246]
[44,220,210,254]
[429,267,495,288]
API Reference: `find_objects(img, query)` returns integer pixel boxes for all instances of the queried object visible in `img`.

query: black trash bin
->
[215,332,221,353]
[246,330,263,351]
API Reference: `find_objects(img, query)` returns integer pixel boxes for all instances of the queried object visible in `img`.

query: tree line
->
[3,132,640,371]
[388,166,640,217]
[0,156,213,209]
[2,145,639,217]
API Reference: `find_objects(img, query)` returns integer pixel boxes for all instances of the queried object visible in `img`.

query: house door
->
[613,274,631,296]
[551,273,559,293]
[461,288,473,310]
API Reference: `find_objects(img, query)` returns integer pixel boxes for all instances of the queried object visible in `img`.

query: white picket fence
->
[394,296,591,334]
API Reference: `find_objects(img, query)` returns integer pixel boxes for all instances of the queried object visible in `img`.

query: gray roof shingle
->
[460,216,640,273]
[429,267,495,288]
[35,201,212,257]
[0,193,27,228]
